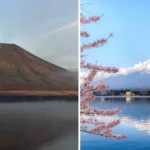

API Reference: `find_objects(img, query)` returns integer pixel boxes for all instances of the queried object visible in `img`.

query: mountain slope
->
[0,43,77,91]
[98,71,150,90]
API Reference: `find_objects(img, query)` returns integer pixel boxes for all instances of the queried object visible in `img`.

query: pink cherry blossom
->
[80,13,100,24]
[80,31,90,37]
[80,12,127,140]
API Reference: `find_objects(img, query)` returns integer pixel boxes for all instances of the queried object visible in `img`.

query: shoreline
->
[0,90,78,96]
[96,96,150,98]
[0,95,78,102]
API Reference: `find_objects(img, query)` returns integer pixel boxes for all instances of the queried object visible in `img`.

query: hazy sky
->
[0,0,78,70]
[81,0,150,68]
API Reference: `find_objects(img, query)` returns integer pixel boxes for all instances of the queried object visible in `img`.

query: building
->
[126,91,132,96]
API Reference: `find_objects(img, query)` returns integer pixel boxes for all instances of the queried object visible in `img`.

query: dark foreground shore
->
[0,95,78,102]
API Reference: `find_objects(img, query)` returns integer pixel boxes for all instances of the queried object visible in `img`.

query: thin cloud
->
[42,20,78,38]
[53,20,78,33]
[35,19,78,70]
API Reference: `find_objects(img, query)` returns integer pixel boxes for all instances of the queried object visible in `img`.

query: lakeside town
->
[93,89,150,96]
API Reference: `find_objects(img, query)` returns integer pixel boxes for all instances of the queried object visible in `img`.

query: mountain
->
[95,71,150,90]
[0,43,77,94]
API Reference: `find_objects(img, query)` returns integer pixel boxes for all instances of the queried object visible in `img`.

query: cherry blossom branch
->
[81,34,113,52]
[80,129,126,139]
[80,8,127,139]
[81,61,119,73]
[80,13,102,24]
[80,107,120,116]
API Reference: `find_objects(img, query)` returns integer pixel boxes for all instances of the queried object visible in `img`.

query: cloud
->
[42,20,78,38]
[34,20,78,70]
[118,59,150,75]
[80,59,150,83]
[51,20,78,33]
[35,20,78,70]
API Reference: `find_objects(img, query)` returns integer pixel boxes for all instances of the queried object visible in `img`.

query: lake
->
[0,98,78,150]
[81,97,150,150]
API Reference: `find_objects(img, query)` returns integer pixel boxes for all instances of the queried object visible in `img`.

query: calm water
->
[81,97,150,150]
[0,100,78,150]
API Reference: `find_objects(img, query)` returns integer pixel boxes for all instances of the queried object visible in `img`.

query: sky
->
[0,0,78,70]
[81,0,150,68]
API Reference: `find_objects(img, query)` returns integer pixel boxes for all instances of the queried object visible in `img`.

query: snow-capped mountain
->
[105,71,150,90]
[81,59,150,90]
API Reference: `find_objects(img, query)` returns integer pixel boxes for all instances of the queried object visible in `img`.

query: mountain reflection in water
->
[0,100,78,150]
[81,97,150,150]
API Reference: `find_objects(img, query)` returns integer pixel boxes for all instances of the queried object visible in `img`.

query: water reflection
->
[0,101,78,150]
[81,97,150,150]
[126,97,131,103]
[122,116,150,135]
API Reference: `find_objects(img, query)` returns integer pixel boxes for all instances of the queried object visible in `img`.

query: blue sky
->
[0,0,78,70]
[81,0,150,68]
